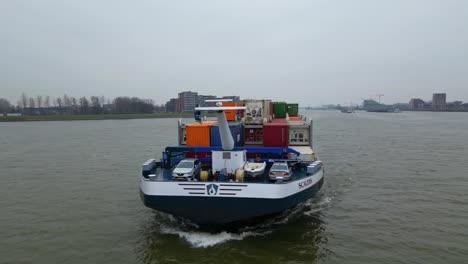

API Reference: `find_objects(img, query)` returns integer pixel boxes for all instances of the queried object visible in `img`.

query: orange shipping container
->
[186,121,217,147]
[223,102,244,121]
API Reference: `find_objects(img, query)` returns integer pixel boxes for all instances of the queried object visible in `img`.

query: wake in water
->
[152,193,334,248]
[159,226,269,248]
[302,196,333,216]
[150,211,270,248]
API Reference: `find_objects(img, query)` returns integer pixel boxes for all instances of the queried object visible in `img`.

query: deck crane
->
[376,94,384,103]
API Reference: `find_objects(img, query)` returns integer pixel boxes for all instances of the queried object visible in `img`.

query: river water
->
[1,111,467,264]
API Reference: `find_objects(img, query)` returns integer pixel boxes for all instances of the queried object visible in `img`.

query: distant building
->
[392,103,410,111]
[102,104,114,114]
[165,98,178,113]
[197,95,217,107]
[165,92,241,112]
[23,107,66,115]
[447,101,464,111]
[178,91,198,112]
[4,113,22,117]
[432,93,446,111]
[409,98,425,110]
[363,99,389,112]
[321,104,340,110]
[222,96,241,102]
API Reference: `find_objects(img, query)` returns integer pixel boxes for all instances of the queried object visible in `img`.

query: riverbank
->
[0,113,195,122]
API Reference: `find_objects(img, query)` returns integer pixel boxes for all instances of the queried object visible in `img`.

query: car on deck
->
[172,158,201,180]
[269,162,292,181]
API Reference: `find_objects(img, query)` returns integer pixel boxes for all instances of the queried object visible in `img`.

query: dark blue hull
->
[140,177,324,226]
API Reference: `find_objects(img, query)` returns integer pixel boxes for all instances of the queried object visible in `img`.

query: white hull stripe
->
[140,168,324,199]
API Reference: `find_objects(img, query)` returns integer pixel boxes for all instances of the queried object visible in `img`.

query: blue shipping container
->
[210,122,244,147]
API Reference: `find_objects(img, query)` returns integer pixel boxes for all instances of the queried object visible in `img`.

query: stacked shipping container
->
[287,103,299,117]
[178,123,187,145]
[210,122,244,147]
[244,125,263,145]
[271,118,287,124]
[273,102,287,118]
[223,102,244,121]
[287,119,310,146]
[180,100,311,148]
[244,99,271,124]
[185,121,217,147]
[263,123,289,147]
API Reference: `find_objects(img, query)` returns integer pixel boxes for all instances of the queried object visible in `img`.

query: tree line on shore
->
[0,93,166,115]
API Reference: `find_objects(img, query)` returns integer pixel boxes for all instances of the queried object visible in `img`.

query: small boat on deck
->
[243,161,266,177]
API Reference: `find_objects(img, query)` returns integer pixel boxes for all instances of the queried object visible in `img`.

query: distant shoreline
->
[0,113,195,122]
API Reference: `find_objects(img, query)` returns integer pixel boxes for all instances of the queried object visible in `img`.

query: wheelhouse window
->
[223,152,231,160]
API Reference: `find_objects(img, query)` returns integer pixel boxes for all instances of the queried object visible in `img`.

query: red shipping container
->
[269,101,274,117]
[244,126,263,144]
[272,118,287,123]
[263,123,289,147]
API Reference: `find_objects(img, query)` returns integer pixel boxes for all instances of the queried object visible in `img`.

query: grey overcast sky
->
[1,0,468,106]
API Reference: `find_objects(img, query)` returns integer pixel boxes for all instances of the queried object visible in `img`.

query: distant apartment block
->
[165,92,242,113]
[409,98,425,110]
[432,93,447,111]
[166,98,178,113]
[178,91,198,113]
[222,96,241,102]
[198,95,217,107]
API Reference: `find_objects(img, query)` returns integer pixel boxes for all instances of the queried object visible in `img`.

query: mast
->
[195,100,246,151]
[215,110,234,150]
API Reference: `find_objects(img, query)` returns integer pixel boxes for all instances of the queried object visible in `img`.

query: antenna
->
[204,99,233,103]
[195,99,246,111]
[195,106,246,111]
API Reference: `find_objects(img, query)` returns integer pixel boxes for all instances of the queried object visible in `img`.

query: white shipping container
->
[244,99,271,124]
[263,99,271,120]
[178,124,187,145]
[289,126,310,146]
[289,146,316,162]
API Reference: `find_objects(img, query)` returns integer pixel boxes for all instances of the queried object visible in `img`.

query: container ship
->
[139,99,324,227]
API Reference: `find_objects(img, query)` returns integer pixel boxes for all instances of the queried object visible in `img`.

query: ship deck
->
[144,161,314,184]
